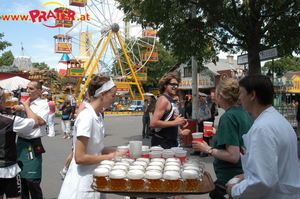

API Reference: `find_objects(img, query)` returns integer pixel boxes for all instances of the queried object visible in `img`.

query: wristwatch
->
[207,147,214,156]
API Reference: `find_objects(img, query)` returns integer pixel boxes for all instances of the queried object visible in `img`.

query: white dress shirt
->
[232,107,300,199]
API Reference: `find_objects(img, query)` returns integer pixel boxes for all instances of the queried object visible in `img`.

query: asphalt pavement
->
[39,108,300,199]
[40,111,224,199]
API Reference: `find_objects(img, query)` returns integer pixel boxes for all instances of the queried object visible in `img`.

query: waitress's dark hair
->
[239,74,274,106]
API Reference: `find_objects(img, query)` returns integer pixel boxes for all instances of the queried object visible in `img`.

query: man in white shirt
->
[226,74,300,199]
[12,81,49,199]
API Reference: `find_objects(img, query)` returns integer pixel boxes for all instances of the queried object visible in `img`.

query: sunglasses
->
[168,83,179,87]
[173,99,180,102]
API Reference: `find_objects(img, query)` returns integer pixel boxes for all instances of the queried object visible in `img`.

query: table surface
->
[92,171,215,198]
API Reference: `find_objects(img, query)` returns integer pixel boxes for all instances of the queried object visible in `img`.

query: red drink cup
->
[20,92,29,101]
[192,132,203,142]
[203,121,213,137]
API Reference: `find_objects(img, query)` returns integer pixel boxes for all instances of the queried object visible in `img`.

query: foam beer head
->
[100,160,115,166]
[129,165,145,171]
[146,165,163,172]
[93,167,109,176]
[144,170,162,179]
[109,169,126,179]
[126,170,144,179]
[181,169,199,179]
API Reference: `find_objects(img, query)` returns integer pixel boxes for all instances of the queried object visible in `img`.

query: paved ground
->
[39,110,224,199]
[38,109,300,199]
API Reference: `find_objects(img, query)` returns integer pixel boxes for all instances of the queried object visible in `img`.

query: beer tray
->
[92,171,215,197]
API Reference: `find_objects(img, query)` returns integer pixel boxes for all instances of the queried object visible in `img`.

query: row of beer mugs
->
[93,169,204,192]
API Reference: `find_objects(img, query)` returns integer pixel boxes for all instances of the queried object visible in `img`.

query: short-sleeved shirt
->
[58,103,105,198]
[48,101,55,114]
[213,106,253,184]
[19,98,49,139]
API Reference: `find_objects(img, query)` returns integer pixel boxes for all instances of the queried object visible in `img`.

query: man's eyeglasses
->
[168,83,179,87]
[173,99,180,102]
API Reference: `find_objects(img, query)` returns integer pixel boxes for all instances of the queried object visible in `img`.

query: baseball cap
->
[42,91,49,95]
[198,92,207,97]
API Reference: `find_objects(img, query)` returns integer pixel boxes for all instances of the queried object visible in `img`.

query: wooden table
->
[92,171,215,198]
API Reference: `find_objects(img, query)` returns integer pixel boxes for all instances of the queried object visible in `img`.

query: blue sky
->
[0,0,233,70]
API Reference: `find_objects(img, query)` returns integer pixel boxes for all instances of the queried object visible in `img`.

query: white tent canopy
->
[0,76,50,92]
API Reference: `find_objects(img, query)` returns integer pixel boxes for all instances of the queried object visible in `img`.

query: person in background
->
[142,99,151,139]
[58,75,117,199]
[47,95,56,137]
[60,100,74,139]
[226,74,300,198]
[150,72,189,149]
[173,94,190,147]
[0,98,42,199]
[296,103,300,140]
[192,78,253,199]
[0,87,6,114]
[190,92,211,156]
[207,95,218,125]
[184,101,192,119]
[12,80,49,199]
[149,95,157,113]
[41,91,48,100]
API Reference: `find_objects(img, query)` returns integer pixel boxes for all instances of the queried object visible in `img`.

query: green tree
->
[262,56,300,74]
[0,33,12,52]
[118,0,300,74]
[0,50,14,66]
[32,62,49,70]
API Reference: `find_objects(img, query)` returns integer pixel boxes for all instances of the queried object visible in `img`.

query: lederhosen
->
[151,94,178,149]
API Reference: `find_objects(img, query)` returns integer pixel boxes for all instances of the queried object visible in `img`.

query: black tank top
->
[155,94,178,147]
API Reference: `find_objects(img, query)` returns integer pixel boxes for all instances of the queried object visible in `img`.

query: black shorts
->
[0,174,21,198]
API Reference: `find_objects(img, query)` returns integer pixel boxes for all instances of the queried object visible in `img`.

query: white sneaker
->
[59,169,67,179]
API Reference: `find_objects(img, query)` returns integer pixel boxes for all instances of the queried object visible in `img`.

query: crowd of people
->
[1,72,300,199]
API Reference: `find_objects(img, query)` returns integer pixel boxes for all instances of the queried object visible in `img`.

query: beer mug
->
[136,157,150,164]
[126,169,145,191]
[145,170,163,191]
[93,167,110,190]
[182,169,201,191]
[163,170,183,192]
[108,169,128,191]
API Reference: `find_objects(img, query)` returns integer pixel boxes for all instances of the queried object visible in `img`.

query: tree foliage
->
[32,62,49,70]
[262,56,300,74]
[0,33,12,52]
[0,50,14,66]
[118,0,300,74]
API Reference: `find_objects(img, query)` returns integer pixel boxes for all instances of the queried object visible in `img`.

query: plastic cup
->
[162,151,175,159]
[174,149,187,163]
[192,132,203,142]
[150,146,164,152]
[129,140,142,158]
[117,146,129,152]
[142,149,150,158]
[20,92,29,101]
[203,121,213,137]
[149,151,162,158]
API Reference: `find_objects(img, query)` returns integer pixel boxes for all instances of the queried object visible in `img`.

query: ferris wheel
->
[53,0,158,101]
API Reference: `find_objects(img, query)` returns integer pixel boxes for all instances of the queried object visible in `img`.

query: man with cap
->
[190,92,212,156]
[42,91,48,100]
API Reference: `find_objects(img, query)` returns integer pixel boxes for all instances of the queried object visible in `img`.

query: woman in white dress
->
[58,75,117,199]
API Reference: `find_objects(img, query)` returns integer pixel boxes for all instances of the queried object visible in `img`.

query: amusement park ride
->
[53,0,158,104]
